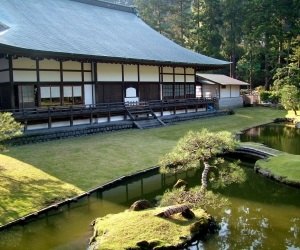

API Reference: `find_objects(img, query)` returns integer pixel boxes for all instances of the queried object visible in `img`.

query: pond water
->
[0,123,299,249]
[239,122,300,155]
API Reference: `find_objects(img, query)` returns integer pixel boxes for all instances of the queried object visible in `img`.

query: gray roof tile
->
[0,0,230,68]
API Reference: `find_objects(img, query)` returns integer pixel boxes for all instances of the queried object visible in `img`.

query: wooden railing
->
[2,98,217,131]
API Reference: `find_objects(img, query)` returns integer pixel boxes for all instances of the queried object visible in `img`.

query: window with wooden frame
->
[40,85,61,106]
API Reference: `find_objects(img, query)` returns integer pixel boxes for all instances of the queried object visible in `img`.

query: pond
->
[239,122,300,155]
[0,123,299,249]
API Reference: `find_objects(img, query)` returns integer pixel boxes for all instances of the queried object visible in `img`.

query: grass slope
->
[0,107,286,225]
[0,155,82,225]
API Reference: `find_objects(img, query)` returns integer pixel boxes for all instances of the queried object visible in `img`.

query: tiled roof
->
[197,74,249,85]
[0,0,229,68]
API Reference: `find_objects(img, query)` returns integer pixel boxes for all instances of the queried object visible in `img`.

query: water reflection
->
[240,123,300,155]
[0,162,299,249]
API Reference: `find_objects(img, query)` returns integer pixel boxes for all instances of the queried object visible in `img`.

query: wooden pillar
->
[8,56,15,109]
[70,106,73,126]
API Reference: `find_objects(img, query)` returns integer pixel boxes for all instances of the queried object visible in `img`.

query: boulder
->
[130,199,153,211]
[181,208,195,220]
[173,179,188,191]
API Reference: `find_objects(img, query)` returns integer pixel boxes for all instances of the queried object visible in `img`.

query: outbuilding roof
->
[0,0,229,69]
[197,74,249,86]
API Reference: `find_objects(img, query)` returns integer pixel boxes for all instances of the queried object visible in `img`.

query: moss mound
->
[90,207,213,250]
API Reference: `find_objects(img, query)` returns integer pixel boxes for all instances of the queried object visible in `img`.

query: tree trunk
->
[201,161,211,190]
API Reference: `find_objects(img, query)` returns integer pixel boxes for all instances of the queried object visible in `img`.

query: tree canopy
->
[159,129,243,190]
[130,0,300,90]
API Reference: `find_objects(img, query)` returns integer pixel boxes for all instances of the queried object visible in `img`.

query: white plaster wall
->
[174,67,184,74]
[231,85,240,97]
[39,59,60,69]
[163,74,173,82]
[13,70,37,82]
[0,71,9,82]
[0,58,8,70]
[140,65,159,82]
[84,84,94,105]
[13,57,36,69]
[220,86,231,98]
[84,72,92,82]
[63,61,81,70]
[186,68,194,74]
[175,75,184,82]
[40,71,60,82]
[162,67,173,73]
[63,72,82,81]
[83,63,91,70]
[97,63,122,81]
[124,64,138,81]
[186,75,195,82]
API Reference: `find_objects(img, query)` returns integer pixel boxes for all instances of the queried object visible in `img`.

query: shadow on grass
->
[0,155,82,226]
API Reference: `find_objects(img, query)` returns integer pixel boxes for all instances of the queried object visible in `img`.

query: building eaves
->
[71,0,137,14]
[197,74,249,85]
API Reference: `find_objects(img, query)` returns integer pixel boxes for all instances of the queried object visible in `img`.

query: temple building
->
[0,0,243,130]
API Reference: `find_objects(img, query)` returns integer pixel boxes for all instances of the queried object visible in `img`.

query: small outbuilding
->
[196,74,249,108]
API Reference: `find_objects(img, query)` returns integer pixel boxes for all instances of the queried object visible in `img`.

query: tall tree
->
[187,0,223,58]
[273,41,300,90]
[163,0,193,46]
[134,0,171,35]
[220,0,244,78]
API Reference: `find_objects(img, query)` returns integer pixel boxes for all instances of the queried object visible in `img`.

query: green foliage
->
[209,160,246,189]
[135,0,300,87]
[159,129,238,174]
[280,85,300,115]
[160,187,230,210]
[273,43,300,91]
[158,129,242,191]
[259,90,280,104]
[0,112,23,150]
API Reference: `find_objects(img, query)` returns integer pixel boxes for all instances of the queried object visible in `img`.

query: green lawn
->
[0,107,288,225]
[256,154,300,183]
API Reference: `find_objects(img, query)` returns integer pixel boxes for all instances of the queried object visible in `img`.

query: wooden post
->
[48,107,51,129]
[70,106,73,127]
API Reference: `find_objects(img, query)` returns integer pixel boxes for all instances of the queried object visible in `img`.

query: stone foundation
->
[219,97,244,109]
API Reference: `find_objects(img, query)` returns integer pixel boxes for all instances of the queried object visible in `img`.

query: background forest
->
[107,0,299,92]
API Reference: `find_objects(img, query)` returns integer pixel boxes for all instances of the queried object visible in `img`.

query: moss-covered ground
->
[90,207,211,250]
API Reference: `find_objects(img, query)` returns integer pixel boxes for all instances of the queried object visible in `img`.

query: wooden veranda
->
[3,98,217,131]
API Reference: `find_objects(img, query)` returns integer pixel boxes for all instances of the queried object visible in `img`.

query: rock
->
[173,179,188,191]
[181,208,195,220]
[154,195,163,201]
[295,122,300,129]
[129,199,153,211]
